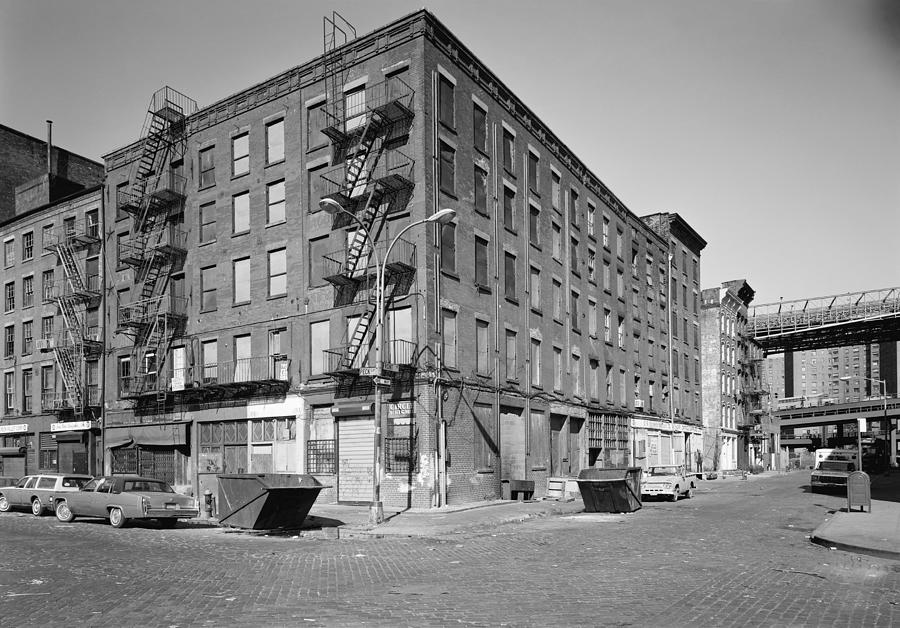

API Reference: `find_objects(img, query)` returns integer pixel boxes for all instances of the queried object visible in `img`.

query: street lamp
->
[320,197,456,524]
[839,375,889,470]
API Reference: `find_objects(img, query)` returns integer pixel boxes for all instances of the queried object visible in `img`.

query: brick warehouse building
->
[100,10,706,511]
[0,124,105,478]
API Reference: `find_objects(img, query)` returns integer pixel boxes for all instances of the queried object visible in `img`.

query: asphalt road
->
[1,471,898,627]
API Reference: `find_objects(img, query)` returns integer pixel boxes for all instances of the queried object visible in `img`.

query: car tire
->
[157,518,177,529]
[684,488,693,499]
[55,501,75,523]
[0,495,9,512]
[109,507,127,529]
[670,487,679,502]
[31,498,45,517]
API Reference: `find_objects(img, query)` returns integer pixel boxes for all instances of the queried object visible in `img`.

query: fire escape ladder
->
[344,306,375,369]
[56,242,85,293]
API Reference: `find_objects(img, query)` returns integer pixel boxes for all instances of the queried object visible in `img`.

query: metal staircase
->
[44,219,101,418]
[320,15,417,379]
[117,87,195,400]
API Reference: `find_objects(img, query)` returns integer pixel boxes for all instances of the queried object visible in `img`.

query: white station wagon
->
[0,474,94,516]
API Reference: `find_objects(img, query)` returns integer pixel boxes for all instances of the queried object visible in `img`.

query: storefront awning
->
[53,431,85,443]
[105,424,187,448]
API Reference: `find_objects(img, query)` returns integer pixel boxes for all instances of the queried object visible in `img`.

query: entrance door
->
[58,442,81,474]
[568,418,584,476]
[499,408,525,480]
[337,416,374,503]
[549,415,566,476]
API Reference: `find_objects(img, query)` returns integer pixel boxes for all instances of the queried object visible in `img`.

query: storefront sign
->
[51,420,94,432]
[388,402,413,418]
[0,423,29,435]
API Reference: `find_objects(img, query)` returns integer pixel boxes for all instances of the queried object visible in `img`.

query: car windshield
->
[819,461,854,472]
[81,479,100,491]
[649,467,678,476]
[124,480,174,493]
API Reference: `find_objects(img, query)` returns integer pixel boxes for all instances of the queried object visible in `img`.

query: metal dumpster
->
[576,467,642,513]
[217,474,328,530]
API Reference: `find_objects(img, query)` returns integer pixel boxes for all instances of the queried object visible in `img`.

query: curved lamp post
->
[320,197,456,523]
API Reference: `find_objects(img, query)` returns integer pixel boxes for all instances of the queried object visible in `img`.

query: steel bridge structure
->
[749,286,900,355]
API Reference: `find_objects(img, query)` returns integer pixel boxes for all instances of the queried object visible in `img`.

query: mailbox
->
[846,470,871,513]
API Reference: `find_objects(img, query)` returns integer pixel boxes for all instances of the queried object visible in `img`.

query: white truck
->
[810,448,858,492]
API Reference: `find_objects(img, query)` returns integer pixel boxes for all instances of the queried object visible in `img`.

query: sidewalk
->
[810,471,900,560]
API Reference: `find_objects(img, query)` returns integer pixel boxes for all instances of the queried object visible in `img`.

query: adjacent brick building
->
[0,124,105,478]
[100,10,706,511]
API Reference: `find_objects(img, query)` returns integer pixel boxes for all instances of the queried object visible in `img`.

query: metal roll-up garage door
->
[337,417,374,503]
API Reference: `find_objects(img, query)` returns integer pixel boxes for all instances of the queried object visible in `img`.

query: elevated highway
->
[750,286,900,354]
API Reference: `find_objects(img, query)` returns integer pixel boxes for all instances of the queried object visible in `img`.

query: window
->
[22,276,33,308]
[474,236,489,286]
[572,353,582,397]
[118,356,131,398]
[551,222,561,260]
[529,266,541,310]
[200,202,216,243]
[619,369,627,406]
[22,232,33,261]
[474,165,488,214]
[502,127,515,174]
[617,316,625,349]
[570,291,580,331]
[684,353,691,384]
[588,298,598,337]
[440,222,456,274]
[42,224,53,251]
[234,334,252,382]
[603,260,611,292]
[616,269,624,298]
[551,171,560,211]
[201,266,217,312]
[344,86,366,130]
[4,282,13,311]
[553,346,563,390]
[40,365,53,410]
[552,279,562,320]
[233,258,251,303]
[503,185,516,231]
[589,360,600,400]
[267,180,285,224]
[232,133,249,176]
[631,248,639,277]
[21,369,32,414]
[439,140,455,195]
[307,101,327,148]
[86,210,99,239]
[266,119,284,164]
[587,248,596,282]
[606,364,614,402]
[569,188,579,227]
[587,201,596,236]
[309,320,330,376]
[505,329,517,380]
[439,74,455,128]
[4,240,14,267]
[196,340,217,385]
[473,103,487,152]
[22,321,32,355]
[529,204,540,247]
[442,309,458,369]
[602,215,610,248]
[570,237,579,273]
[528,151,539,192]
[199,146,215,188]
[4,371,14,414]
[41,315,53,341]
[233,192,250,234]
[473,404,495,470]
[616,229,623,258]
[531,338,542,386]
[268,249,287,297]
[504,252,517,301]
[476,319,490,374]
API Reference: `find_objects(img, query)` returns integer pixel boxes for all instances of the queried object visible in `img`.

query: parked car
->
[0,474,93,516]
[54,475,199,528]
[641,465,696,501]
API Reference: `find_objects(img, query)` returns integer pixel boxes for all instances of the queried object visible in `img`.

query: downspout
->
[430,68,446,507]
[493,120,501,476]
[100,181,107,475]
[667,253,675,465]
[523,150,531,478]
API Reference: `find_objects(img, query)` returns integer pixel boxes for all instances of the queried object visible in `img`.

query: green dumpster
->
[576,467,642,513]
[217,474,328,530]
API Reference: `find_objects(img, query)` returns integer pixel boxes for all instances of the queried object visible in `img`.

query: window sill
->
[531,466,547,472]
[475,468,494,474]
[232,301,250,308]
[504,225,517,237]
[475,283,492,295]
[530,306,542,316]
[265,221,286,229]
[505,296,519,306]
[474,208,490,219]
[198,239,216,248]
[267,294,287,301]
[474,146,490,160]
[198,183,216,192]
[307,142,328,154]
[439,121,457,136]
[503,167,517,180]
[265,158,285,168]
[200,308,217,314]
[232,230,250,239]
[231,171,250,181]
[529,241,541,252]
[440,189,458,201]
[529,187,540,198]
[441,269,460,282]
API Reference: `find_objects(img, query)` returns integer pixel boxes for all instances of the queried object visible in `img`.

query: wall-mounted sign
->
[51,420,94,432]
[388,402,413,418]
[0,423,29,435]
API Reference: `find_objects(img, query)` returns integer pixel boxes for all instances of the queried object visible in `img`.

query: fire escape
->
[319,14,417,381]
[41,218,102,417]
[116,87,196,405]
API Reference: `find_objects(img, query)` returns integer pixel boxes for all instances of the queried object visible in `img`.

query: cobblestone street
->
[1,471,899,627]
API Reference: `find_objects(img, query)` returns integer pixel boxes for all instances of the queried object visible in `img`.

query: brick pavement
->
[0,470,898,627]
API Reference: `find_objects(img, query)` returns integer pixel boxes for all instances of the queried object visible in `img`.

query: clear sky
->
[2,0,897,305]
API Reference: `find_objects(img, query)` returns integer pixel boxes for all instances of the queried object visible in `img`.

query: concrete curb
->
[810,525,900,562]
